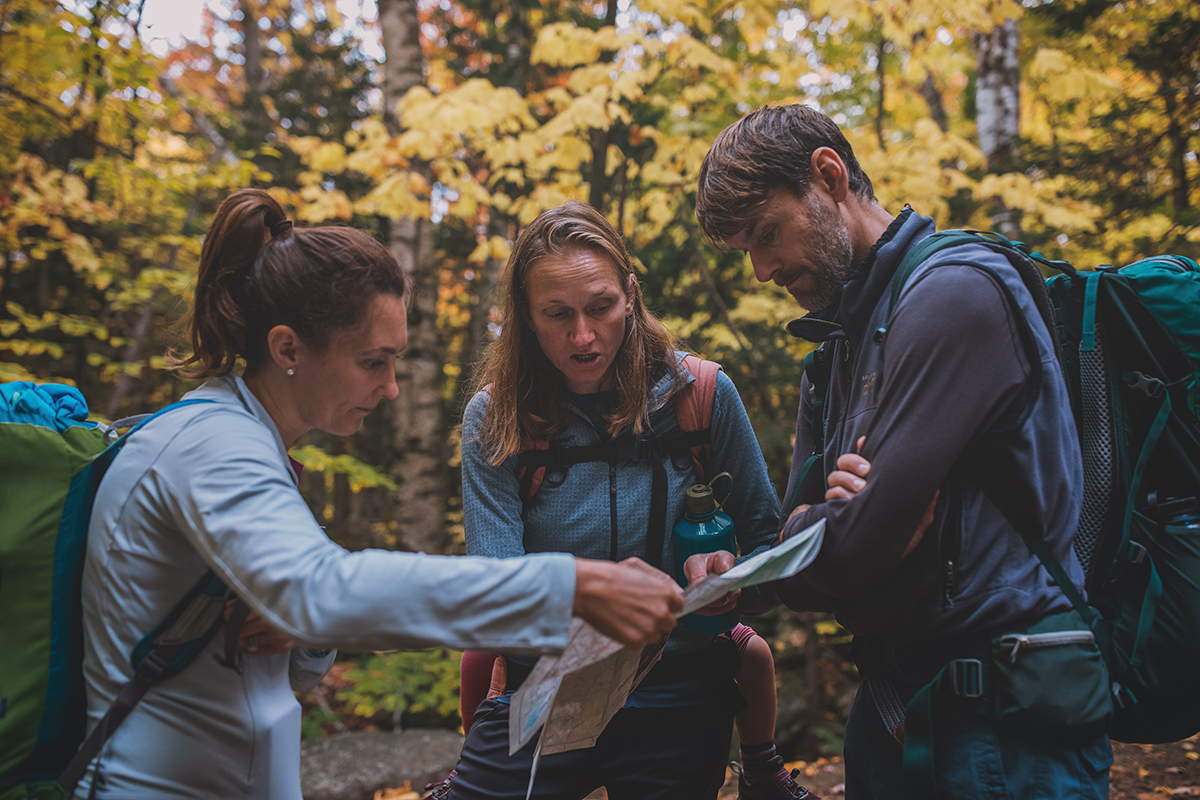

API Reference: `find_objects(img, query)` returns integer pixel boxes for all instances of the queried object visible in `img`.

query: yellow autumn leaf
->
[47,218,70,239]
[467,239,491,264]
[310,142,347,174]
[531,22,602,68]
[488,236,512,263]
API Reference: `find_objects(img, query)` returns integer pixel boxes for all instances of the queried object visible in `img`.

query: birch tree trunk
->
[975,19,1021,237]
[377,0,450,555]
[238,0,269,144]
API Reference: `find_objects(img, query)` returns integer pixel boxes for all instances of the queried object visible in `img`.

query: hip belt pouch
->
[988,609,1112,737]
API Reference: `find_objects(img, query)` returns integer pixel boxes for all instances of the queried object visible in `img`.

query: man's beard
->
[798,191,855,312]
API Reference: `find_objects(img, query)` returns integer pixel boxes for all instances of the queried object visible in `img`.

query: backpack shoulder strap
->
[516,440,551,504]
[515,358,723,503]
[889,230,1070,364]
[55,398,222,797]
[676,355,722,483]
[785,345,834,512]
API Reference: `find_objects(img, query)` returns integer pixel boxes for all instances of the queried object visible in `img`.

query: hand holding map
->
[509,518,826,761]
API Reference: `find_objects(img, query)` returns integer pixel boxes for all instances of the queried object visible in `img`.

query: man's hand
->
[573,557,683,647]
[825,436,871,501]
[682,551,740,615]
[224,599,296,656]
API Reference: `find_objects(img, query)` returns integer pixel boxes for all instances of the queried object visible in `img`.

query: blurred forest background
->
[2,0,1198,758]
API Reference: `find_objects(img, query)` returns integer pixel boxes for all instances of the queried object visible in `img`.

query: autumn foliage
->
[2,0,1197,756]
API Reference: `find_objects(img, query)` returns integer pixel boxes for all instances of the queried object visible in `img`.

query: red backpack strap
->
[479,383,551,505]
[516,439,550,503]
[676,355,722,483]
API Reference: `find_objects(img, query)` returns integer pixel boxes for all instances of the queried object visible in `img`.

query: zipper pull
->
[1006,634,1029,664]
[610,464,617,496]
[943,559,956,596]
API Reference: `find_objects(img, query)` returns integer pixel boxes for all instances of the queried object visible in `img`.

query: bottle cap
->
[685,483,717,518]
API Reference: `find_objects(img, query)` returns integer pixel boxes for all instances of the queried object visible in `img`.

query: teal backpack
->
[0,382,245,800]
[876,232,1200,747]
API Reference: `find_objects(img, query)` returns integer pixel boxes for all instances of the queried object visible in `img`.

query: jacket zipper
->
[996,630,1096,664]
[940,483,962,605]
[609,461,618,561]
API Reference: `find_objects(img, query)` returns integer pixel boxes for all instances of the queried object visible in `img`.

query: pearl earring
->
[287,369,295,376]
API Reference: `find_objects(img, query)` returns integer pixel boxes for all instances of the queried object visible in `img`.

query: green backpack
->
[0,382,242,800]
[885,232,1200,745]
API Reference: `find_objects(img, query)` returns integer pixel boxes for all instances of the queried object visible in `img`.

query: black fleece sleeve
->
[778,264,1031,598]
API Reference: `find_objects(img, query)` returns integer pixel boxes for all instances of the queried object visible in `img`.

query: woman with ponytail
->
[77,189,682,799]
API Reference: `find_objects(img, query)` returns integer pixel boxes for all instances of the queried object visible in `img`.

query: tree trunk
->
[378,0,450,555]
[467,214,507,376]
[586,1,621,211]
[975,20,1020,173]
[875,35,887,150]
[920,76,948,133]
[975,19,1021,237]
[1161,79,1191,212]
[238,0,269,143]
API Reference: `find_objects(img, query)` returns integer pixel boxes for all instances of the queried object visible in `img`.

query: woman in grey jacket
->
[77,189,683,799]
[441,203,810,800]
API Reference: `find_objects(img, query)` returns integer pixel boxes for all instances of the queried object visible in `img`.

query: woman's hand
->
[573,557,683,647]
[682,551,740,616]
[224,599,297,656]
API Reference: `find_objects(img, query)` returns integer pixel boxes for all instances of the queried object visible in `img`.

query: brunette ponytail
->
[173,188,411,378]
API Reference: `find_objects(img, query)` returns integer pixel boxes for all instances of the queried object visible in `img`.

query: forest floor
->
[378,735,1199,799]
[606,735,1200,799]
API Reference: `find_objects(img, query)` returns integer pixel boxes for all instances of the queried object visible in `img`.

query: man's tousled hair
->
[695,104,876,245]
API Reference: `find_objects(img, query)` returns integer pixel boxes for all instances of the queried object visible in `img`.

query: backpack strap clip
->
[1124,370,1165,398]
[1125,540,1148,566]
[949,659,986,698]
[133,648,170,686]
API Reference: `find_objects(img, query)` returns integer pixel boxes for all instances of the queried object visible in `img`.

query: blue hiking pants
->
[843,683,1112,799]
[446,697,734,800]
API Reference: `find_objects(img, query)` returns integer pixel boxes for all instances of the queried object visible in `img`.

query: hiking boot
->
[731,759,820,800]
[423,769,456,800]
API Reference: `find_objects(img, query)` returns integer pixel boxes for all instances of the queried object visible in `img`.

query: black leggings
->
[447,698,735,800]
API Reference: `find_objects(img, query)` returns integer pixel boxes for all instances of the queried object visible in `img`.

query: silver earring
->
[287,368,295,376]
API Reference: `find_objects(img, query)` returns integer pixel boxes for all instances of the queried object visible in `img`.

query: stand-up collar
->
[787,207,935,343]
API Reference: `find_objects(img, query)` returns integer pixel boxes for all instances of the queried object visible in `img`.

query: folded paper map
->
[509,517,826,795]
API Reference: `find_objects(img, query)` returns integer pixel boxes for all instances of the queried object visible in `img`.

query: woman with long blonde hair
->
[439,202,812,800]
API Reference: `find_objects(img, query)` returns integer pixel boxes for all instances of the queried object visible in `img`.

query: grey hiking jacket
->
[79,375,576,799]
[462,353,781,661]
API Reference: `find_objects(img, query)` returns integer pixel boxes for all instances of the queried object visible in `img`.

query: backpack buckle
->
[135,649,170,685]
[1126,541,1148,565]
[949,659,984,698]
[636,438,654,461]
[1126,371,1165,398]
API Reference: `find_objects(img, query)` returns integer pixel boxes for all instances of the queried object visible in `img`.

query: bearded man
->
[689,105,1112,800]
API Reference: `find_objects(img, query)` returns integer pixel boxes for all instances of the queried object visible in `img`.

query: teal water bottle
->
[673,473,738,635]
